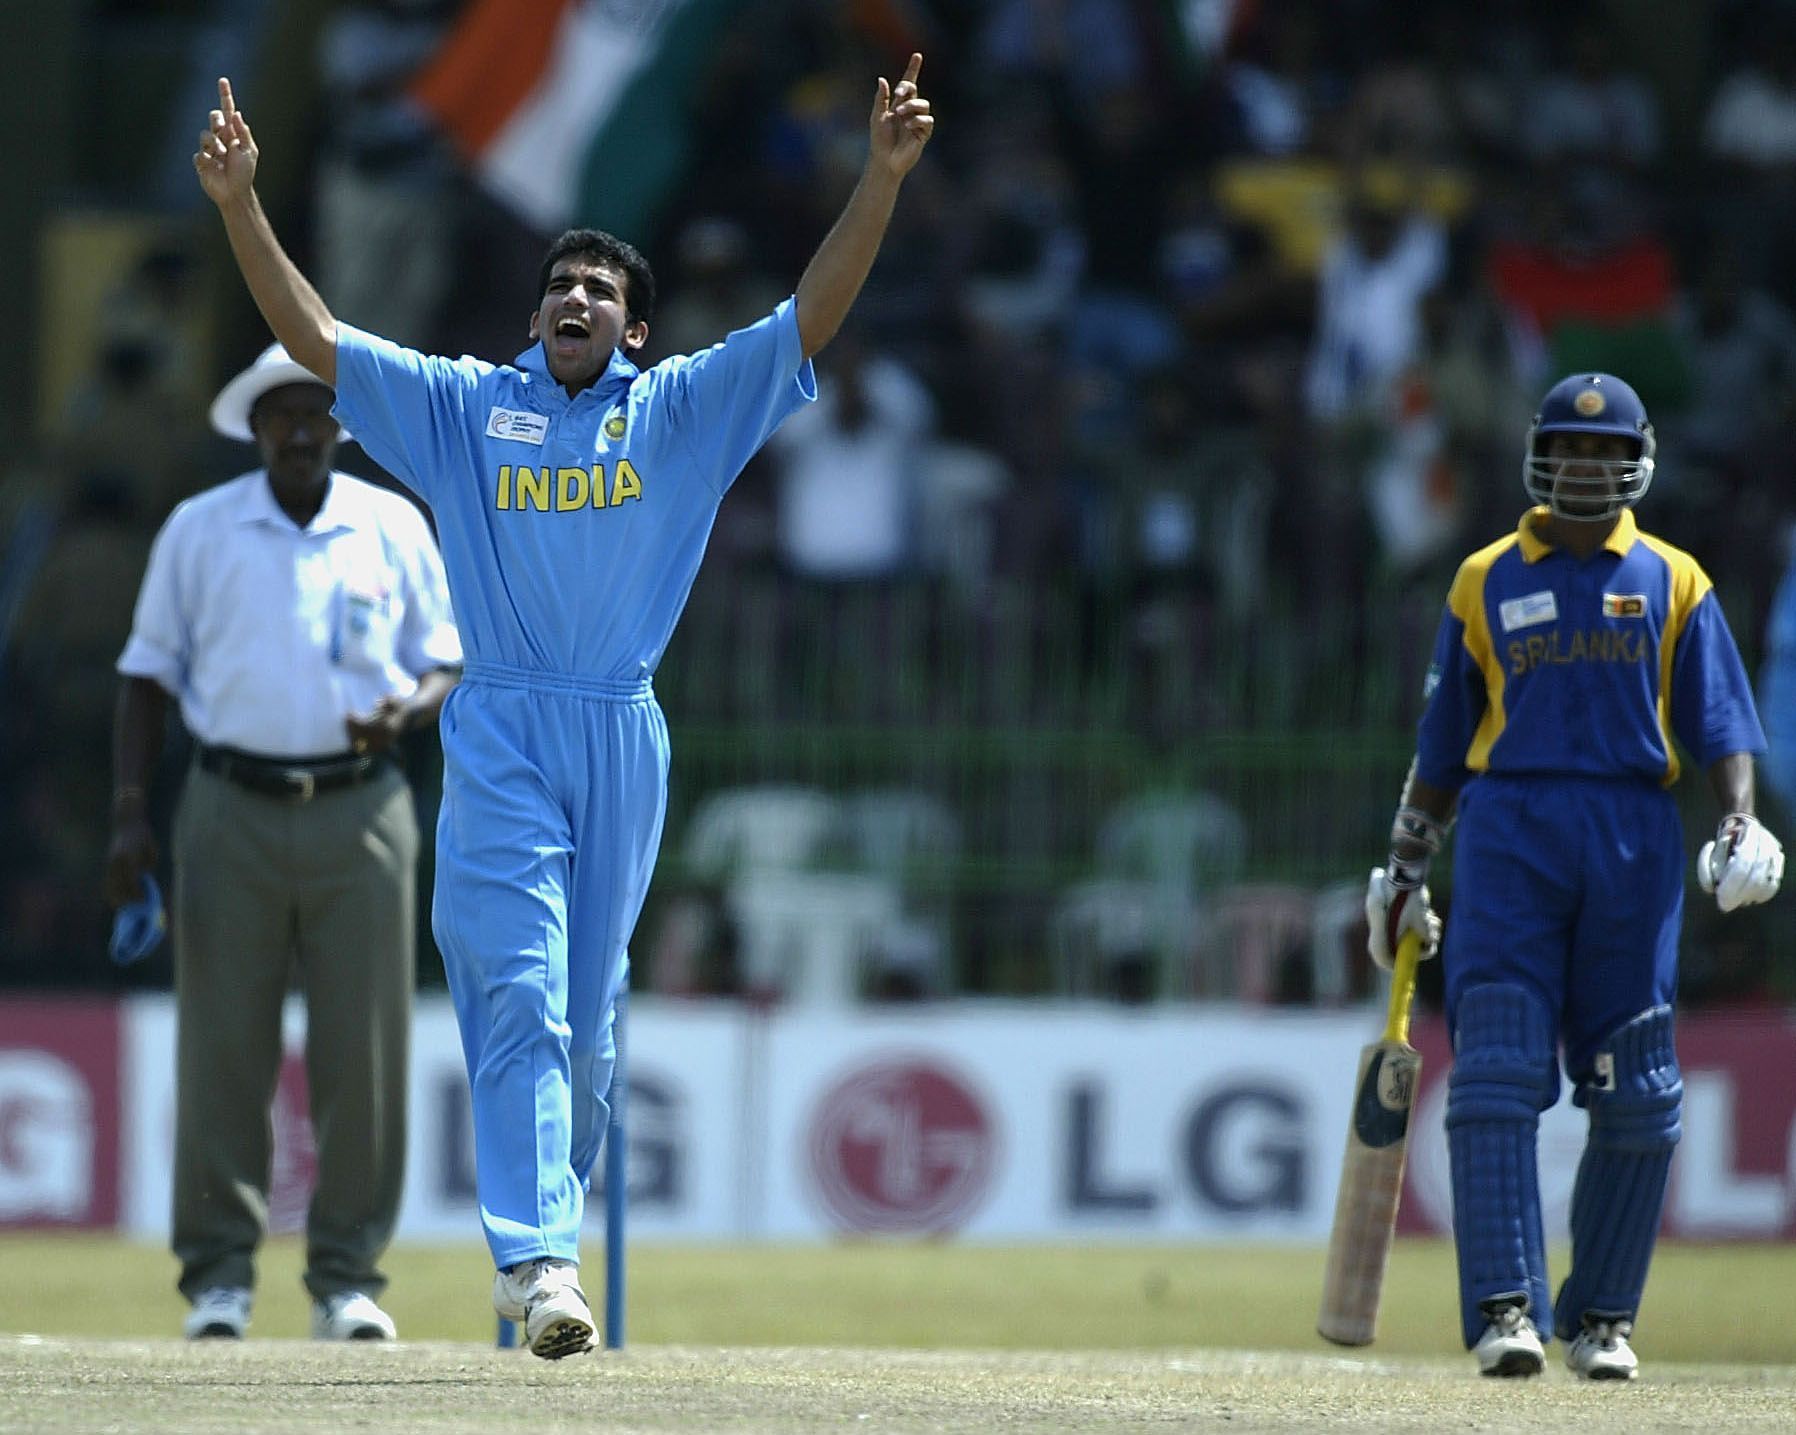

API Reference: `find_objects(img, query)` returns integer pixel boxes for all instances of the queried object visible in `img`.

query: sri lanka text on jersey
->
[1506,628,1648,674]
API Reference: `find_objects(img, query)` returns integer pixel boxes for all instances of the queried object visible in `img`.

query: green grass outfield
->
[2,1235,1792,1359]
[2,1238,1792,1432]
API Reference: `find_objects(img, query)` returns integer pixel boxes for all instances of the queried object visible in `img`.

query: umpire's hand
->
[345,694,408,756]
[104,805,158,910]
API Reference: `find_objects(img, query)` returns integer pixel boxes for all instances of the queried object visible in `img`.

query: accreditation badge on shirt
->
[1498,590,1559,632]
[486,407,549,445]
[331,576,395,670]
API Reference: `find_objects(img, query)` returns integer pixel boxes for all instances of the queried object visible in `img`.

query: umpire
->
[104,343,461,1341]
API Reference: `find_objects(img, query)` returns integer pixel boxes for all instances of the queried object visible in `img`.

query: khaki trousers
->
[170,762,416,1304]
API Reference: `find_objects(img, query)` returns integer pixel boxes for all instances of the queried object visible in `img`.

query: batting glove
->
[1698,812,1784,912]
[1365,862,1442,972]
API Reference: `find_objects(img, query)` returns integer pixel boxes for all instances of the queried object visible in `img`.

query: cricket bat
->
[1317,929,1423,1347]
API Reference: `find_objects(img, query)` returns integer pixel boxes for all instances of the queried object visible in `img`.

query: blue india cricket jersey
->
[330,298,817,677]
[1416,507,1765,790]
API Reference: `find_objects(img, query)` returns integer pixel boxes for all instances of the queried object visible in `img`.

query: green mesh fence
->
[644,573,1425,997]
[638,569,1793,1005]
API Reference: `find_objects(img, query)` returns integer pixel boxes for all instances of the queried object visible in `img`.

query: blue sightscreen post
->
[496,1316,517,1348]
[604,985,628,1349]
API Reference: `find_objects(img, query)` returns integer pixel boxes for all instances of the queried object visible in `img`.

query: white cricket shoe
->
[311,1291,397,1341]
[492,1258,595,1360]
[184,1286,251,1340]
[1565,1316,1639,1381]
[1473,1300,1545,1378]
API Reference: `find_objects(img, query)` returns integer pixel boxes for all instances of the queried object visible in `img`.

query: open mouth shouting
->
[551,312,592,361]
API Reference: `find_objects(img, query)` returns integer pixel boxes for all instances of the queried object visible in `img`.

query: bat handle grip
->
[1382,930,1422,1046]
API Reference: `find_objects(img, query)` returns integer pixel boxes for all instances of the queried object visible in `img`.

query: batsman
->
[1366,373,1782,1380]
[195,56,933,1358]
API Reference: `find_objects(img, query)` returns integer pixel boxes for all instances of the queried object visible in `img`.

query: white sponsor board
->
[81,996,1796,1244]
[0,1050,96,1221]
[761,1006,1369,1240]
[119,996,1377,1243]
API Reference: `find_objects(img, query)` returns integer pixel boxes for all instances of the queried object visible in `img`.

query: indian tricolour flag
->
[411,0,732,239]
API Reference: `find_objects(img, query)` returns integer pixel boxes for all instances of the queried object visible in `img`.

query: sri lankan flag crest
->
[1603,593,1647,618]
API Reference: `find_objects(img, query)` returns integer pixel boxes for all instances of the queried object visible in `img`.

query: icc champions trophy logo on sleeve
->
[807,1058,997,1235]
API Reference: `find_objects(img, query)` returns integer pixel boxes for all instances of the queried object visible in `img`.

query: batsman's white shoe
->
[492,1258,595,1360]
[184,1286,251,1340]
[310,1291,397,1341]
[1565,1317,1639,1381]
[1473,1300,1545,1378]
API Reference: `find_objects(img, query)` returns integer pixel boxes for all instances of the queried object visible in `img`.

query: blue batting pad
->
[109,874,167,966]
[1553,1005,1681,1339]
[1447,982,1559,1347]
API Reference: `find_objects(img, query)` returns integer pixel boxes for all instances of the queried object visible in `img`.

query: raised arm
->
[793,53,935,359]
[194,77,338,383]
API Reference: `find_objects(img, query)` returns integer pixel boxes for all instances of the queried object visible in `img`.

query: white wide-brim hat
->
[208,342,351,443]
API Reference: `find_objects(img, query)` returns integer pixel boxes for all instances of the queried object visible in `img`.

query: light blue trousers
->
[431,662,668,1270]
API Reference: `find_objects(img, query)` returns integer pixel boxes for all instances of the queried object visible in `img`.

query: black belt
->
[196,744,386,802]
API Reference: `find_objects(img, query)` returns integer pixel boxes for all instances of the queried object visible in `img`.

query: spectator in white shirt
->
[1705,21,1796,170]
[771,330,935,581]
[104,343,461,1345]
[1304,188,1447,422]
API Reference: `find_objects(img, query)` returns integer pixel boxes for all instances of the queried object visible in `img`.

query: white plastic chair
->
[1309,877,1371,1006]
[1196,882,1315,1002]
[1051,791,1249,999]
[681,784,844,880]
[1095,792,1247,894]
[840,788,962,879]
[839,788,962,996]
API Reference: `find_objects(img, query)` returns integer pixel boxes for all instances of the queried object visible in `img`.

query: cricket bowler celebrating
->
[1365,372,1782,1380]
[195,57,933,1358]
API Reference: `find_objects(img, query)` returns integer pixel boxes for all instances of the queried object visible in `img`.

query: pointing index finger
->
[218,77,236,117]
[902,53,922,87]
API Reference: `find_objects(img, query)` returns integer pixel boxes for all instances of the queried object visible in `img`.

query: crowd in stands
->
[6,0,1796,1003]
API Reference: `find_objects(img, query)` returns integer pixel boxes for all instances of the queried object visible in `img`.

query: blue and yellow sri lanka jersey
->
[1415,507,1765,790]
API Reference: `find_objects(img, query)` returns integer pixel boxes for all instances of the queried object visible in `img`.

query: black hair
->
[537,228,657,325]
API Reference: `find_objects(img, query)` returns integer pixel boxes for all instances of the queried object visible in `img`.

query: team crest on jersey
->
[603,411,627,441]
[1602,592,1647,618]
[1574,388,1606,417]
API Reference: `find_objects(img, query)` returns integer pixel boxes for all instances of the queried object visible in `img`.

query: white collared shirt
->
[118,470,462,757]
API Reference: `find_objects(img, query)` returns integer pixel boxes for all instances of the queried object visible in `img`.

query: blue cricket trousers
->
[1444,773,1683,1080]
[431,660,669,1269]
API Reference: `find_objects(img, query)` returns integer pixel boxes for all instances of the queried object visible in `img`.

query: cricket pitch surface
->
[5,1337,1793,1433]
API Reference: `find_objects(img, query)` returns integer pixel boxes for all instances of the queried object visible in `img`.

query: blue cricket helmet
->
[1523,372,1656,521]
